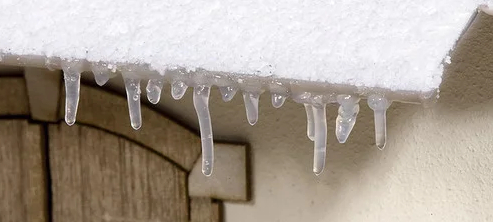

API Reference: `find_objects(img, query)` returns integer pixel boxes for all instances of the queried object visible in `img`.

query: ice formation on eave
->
[0,1,490,176]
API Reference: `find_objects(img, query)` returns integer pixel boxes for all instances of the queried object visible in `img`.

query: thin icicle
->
[304,104,315,141]
[61,62,82,126]
[193,85,214,176]
[122,76,142,130]
[335,95,360,143]
[91,65,111,86]
[171,80,188,100]
[367,95,391,150]
[312,103,327,176]
[271,93,286,108]
[146,79,164,104]
[219,86,237,102]
[242,91,260,125]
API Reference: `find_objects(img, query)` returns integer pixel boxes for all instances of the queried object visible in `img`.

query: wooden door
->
[49,124,189,222]
[0,72,223,222]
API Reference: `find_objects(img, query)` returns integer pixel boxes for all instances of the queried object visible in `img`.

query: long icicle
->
[335,95,360,143]
[367,95,391,150]
[304,104,315,141]
[146,79,164,104]
[312,103,327,176]
[242,92,260,125]
[61,62,82,126]
[193,85,214,176]
[122,75,142,130]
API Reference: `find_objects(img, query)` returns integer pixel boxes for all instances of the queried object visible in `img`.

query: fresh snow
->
[0,0,490,92]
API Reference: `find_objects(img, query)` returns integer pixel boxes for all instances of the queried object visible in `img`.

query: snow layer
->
[0,0,490,92]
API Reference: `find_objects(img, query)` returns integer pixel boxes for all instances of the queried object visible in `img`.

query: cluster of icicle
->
[60,60,392,177]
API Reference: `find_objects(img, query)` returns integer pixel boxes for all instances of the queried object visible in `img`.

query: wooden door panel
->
[0,120,46,222]
[49,124,188,222]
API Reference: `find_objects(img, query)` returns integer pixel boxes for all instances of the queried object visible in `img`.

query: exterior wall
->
[151,14,493,222]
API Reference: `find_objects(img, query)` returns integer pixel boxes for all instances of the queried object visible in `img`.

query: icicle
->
[335,95,360,143]
[91,65,111,86]
[304,104,315,141]
[122,76,142,130]
[219,86,237,102]
[193,85,214,176]
[271,93,286,108]
[171,80,188,100]
[367,95,391,150]
[242,92,260,125]
[146,79,164,104]
[312,103,327,176]
[61,62,82,126]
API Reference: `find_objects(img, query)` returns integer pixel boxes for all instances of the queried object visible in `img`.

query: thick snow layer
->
[0,0,490,92]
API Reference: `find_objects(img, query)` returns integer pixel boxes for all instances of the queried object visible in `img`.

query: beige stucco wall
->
[146,12,493,222]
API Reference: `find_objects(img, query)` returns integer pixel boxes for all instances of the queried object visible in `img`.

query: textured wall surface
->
[93,12,493,222]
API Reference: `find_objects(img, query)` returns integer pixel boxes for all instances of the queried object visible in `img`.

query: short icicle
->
[335,95,360,143]
[312,103,327,176]
[271,93,287,108]
[304,104,315,141]
[219,86,237,102]
[171,80,188,100]
[61,61,82,126]
[367,95,392,150]
[193,85,215,176]
[122,74,142,130]
[146,79,164,104]
[242,91,260,125]
[91,65,111,86]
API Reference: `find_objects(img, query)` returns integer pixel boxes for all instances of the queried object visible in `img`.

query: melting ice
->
[122,73,142,130]
[61,61,83,126]
[146,79,164,104]
[52,60,395,176]
[367,95,392,150]
[242,92,260,125]
[193,85,214,176]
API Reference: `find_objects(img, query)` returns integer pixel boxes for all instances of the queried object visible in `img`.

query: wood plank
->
[0,120,46,222]
[24,67,62,122]
[190,198,222,222]
[49,123,189,222]
[189,143,248,201]
[211,201,222,222]
[191,198,212,222]
[0,77,29,116]
[59,84,201,171]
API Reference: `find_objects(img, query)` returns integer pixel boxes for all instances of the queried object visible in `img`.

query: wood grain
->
[0,120,46,222]
[0,77,29,116]
[49,124,189,222]
[60,84,201,171]
[24,68,62,122]
[191,197,222,222]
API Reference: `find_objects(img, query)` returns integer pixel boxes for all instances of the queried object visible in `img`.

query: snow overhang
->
[0,1,491,175]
